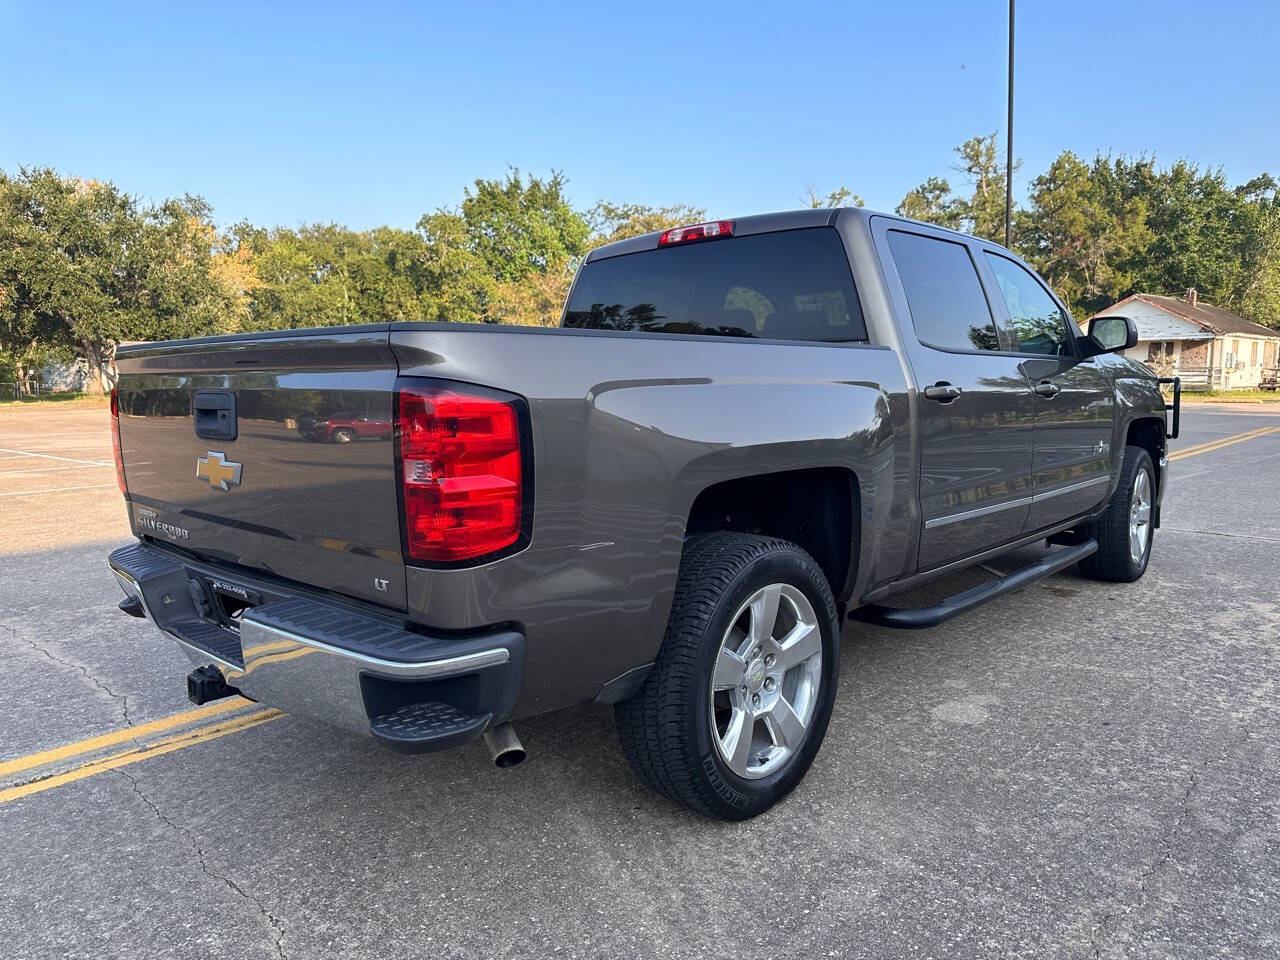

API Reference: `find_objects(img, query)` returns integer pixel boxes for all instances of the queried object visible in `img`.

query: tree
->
[1019,151,1152,317]
[1236,175,1280,328]
[450,169,589,282]
[954,133,1017,241]
[0,169,238,392]
[896,175,961,228]
[804,185,864,209]
[142,195,254,339]
[0,169,134,392]
[235,222,432,330]
[488,265,574,327]
[896,133,1017,240]
[412,170,593,326]
[413,211,494,323]
[587,200,705,244]
[0,169,246,392]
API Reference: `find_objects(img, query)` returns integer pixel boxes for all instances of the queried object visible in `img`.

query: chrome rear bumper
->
[110,541,523,750]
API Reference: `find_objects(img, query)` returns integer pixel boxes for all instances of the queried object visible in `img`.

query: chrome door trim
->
[924,495,1033,530]
[1031,474,1111,502]
[924,475,1110,530]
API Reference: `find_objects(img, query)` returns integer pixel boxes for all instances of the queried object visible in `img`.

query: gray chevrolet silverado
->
[108,208,1176,819]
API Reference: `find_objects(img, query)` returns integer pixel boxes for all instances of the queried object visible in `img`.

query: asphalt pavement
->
[1,401,1278,959]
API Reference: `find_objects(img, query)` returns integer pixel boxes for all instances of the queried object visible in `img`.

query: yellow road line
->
[0,418,1259,805]
[1169,425,1273,459]
[0,697,255,779]
[0,709,282,805]
[1170,426,1279,461]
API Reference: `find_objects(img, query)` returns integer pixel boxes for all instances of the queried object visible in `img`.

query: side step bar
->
[851,540,1098,630]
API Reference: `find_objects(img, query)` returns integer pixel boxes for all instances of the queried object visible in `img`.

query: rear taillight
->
[657,220,734,246]
[396,381,526,563]
[110,385,127,496]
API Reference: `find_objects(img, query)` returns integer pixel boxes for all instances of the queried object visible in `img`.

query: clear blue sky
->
[3,1,1276,230]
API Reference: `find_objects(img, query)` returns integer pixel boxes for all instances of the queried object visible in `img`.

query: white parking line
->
[0,482,117,498]
[0,447,111,466]
[0,434,107,440]
[0,462,111,476]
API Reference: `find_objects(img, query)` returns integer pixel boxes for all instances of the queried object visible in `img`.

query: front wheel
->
[1078,445,1155,582]
[615,533,840,820]
[331,428,356,444]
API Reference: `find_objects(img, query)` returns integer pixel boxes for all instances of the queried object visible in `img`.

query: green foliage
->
[587,201,706,244]
[414,170,593,326]
[901,137,1280,328]
[233,222,432,330]
[448,169,589,282]
[954,134,1018,241]
[804,186,864,209]
[896,175,960,228]
[4,146,1278,391]
[1017,151,1152,317]
[897,133,1017,240]
[0,168,242,392]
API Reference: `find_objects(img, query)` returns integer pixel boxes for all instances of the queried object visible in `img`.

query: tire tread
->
[615,532,836,819]
[1079,444,1153,582]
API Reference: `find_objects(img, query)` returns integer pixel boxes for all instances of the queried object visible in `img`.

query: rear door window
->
[886,230,1001,352]
[563,228,866,342]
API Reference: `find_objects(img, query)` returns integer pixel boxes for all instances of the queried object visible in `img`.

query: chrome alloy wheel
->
[709,582,823,780]
[1129,467,1152,565]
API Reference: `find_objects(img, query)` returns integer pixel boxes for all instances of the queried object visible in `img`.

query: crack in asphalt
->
[1163,527,1280,544]
[114,767,287,959]
[2,623,134,728]
[1088,723,1249,958]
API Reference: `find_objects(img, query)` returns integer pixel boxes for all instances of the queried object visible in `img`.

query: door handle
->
[923,382,962,403]
[1034,381,1061,399]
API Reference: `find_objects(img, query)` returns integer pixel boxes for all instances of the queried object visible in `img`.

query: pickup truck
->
[108,208,1176,820]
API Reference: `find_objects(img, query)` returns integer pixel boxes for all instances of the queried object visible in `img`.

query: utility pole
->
[1005,0,1015,248]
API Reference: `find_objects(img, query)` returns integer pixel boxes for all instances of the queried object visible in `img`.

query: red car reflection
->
[296,412,392,444]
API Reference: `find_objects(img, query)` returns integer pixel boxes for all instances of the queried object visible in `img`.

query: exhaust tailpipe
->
[483,722,526,768]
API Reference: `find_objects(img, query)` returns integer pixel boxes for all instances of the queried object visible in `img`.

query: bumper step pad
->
[369,702,491,753]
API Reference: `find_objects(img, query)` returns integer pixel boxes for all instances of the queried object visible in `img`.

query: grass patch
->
[1179,388,1280,403]
[0,391,110,407]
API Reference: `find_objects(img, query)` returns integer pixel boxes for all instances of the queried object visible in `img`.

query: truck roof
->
[583,206,980,263]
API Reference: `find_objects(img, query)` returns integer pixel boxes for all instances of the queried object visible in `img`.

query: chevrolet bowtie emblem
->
[196,451,243,491]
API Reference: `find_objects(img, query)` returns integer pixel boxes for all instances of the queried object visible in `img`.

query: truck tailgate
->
[115,326,407,609]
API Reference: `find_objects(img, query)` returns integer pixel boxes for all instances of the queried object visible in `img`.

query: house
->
[1094,289,1280,390]
[39,360,88,392]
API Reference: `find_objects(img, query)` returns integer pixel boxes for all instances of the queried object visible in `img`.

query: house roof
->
[1106,293,1279,338]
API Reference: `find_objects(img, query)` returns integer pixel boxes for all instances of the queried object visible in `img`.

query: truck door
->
[877,224,1037,570]
[979,251,1114,532]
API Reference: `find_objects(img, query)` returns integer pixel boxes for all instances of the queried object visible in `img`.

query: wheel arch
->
[684,466,861,604]
[1124,415,1166,503]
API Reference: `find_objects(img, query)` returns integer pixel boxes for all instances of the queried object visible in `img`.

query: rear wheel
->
[1078,445,1155,582]
[615,532,840,820]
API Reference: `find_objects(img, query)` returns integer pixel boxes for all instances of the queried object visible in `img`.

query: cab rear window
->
[563,227,866,342]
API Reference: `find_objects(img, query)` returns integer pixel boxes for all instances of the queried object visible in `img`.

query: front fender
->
[1109,358,1168,504]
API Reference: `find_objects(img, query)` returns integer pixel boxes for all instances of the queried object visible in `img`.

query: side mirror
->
[1082,315,1138,356]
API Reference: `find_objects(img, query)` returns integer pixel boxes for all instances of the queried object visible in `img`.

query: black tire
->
[332,428,355,444]
[1078,445,1155,583]
[615,532,841,820]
